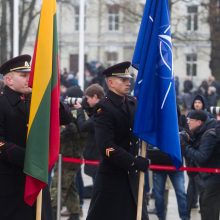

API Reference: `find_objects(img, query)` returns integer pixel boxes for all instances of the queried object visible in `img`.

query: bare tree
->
[208,0,220,80]
[0,0,39,63]
[0,0,8,64]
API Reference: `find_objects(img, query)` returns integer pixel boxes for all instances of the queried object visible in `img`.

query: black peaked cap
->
[102,61,132,78]
[0,54,31,76]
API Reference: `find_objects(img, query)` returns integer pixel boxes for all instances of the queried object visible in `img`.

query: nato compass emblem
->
[157,24,173,109]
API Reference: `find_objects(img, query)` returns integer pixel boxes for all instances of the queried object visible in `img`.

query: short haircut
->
[85,83,105,99]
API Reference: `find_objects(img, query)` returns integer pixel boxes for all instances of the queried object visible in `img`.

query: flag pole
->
[13,0,19,56]
[36,190,42,220]
[136,141,147,220]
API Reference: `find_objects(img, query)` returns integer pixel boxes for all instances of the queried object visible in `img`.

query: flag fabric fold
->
[132,0,182,168]
[24,0,60,206]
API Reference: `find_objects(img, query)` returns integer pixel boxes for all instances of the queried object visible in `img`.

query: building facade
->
[23,0,211,88]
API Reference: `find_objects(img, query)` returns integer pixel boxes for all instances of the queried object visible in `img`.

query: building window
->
[74,6,87,31]
[74,6,79,31]
[107,5,119,31]
[186,54,197,76]
[187,6,198,31]
[106,52,118,66]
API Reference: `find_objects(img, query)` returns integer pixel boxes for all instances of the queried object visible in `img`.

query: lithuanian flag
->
[24,0,60,206]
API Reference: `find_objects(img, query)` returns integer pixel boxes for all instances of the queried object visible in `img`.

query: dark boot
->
[67,214,80,220]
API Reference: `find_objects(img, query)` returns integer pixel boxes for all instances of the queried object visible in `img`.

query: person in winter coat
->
[182,110,220,220]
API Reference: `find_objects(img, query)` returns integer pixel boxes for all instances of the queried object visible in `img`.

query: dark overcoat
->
[86,90,148,220]
[0,86,35,220]
[77,108,100,179]
[0,86,71,220]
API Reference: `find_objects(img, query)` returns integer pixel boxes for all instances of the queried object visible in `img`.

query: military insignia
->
[0,141,5,148]
[125,68,129,74]
[97,108,103,114]
[24,61,30,67]
[106,147,115,157]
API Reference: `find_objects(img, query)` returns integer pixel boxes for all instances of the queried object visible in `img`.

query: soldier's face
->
[4,72,32,94]
[107,77,131,96]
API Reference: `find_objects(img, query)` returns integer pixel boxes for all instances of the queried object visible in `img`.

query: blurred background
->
[0,0,219,91]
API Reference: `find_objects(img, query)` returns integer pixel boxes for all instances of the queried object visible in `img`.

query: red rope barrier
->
[62,157,99,165]
[62,157,220,174]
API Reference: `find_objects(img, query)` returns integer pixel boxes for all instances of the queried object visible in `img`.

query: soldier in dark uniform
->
[0,55,71,220]
[86,61,149,220]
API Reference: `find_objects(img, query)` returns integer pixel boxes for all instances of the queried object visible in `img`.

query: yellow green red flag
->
[23,0,60,206]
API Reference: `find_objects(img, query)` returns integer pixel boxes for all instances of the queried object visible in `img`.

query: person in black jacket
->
[74,83,105,183]
[86,61,149,220]
[182,110,220,220]
[0,55,72,220]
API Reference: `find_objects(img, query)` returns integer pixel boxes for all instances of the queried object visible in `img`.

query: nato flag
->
[132,0,182,168]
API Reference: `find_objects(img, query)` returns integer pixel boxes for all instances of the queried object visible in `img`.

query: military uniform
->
[86,62,149,220]
[0,85,36,220]
[0,55,72,220]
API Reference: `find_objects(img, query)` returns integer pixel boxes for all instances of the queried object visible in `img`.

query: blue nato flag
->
[132,0,182,168]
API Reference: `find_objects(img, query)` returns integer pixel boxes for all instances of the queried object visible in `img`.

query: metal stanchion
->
[57,154,62,220]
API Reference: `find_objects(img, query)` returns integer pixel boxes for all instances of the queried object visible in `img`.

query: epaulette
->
[95,96,110,114]
[127,95,136,101]
[99,96,110,104]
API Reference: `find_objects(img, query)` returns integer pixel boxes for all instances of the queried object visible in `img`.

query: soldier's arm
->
[94,108,148,172]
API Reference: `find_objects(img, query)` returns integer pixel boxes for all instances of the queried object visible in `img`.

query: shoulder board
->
[99,96,109,104]
[127,95,137,104]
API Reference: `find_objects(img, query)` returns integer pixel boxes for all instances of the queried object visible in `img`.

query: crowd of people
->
[0,55,220,220]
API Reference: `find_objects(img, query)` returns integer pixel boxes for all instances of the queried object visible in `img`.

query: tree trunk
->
[209,0,220,81]
[8,0,14,58]
[0,0,8,64]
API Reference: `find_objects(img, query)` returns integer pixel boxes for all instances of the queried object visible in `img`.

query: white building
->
[23,0,211,88]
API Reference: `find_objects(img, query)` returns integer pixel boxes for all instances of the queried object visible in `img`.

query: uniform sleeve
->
[185,131,217,165]
[94,108,136,171]
[0,103,25,167]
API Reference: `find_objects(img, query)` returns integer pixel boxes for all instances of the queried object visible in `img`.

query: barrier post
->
[57,154,62,220]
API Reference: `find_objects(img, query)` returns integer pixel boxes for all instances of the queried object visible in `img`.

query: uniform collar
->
[107,90,125,106]
[4,86,23,106]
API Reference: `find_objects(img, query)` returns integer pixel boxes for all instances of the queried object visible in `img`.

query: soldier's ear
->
[3,73,14,87]
[106,77,114,87]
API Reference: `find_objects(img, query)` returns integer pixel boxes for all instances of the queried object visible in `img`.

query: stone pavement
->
[61,170,201,220]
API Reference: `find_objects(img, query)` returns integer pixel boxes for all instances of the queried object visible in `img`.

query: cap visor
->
[116,75,133,79]
[15,68,31,73]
